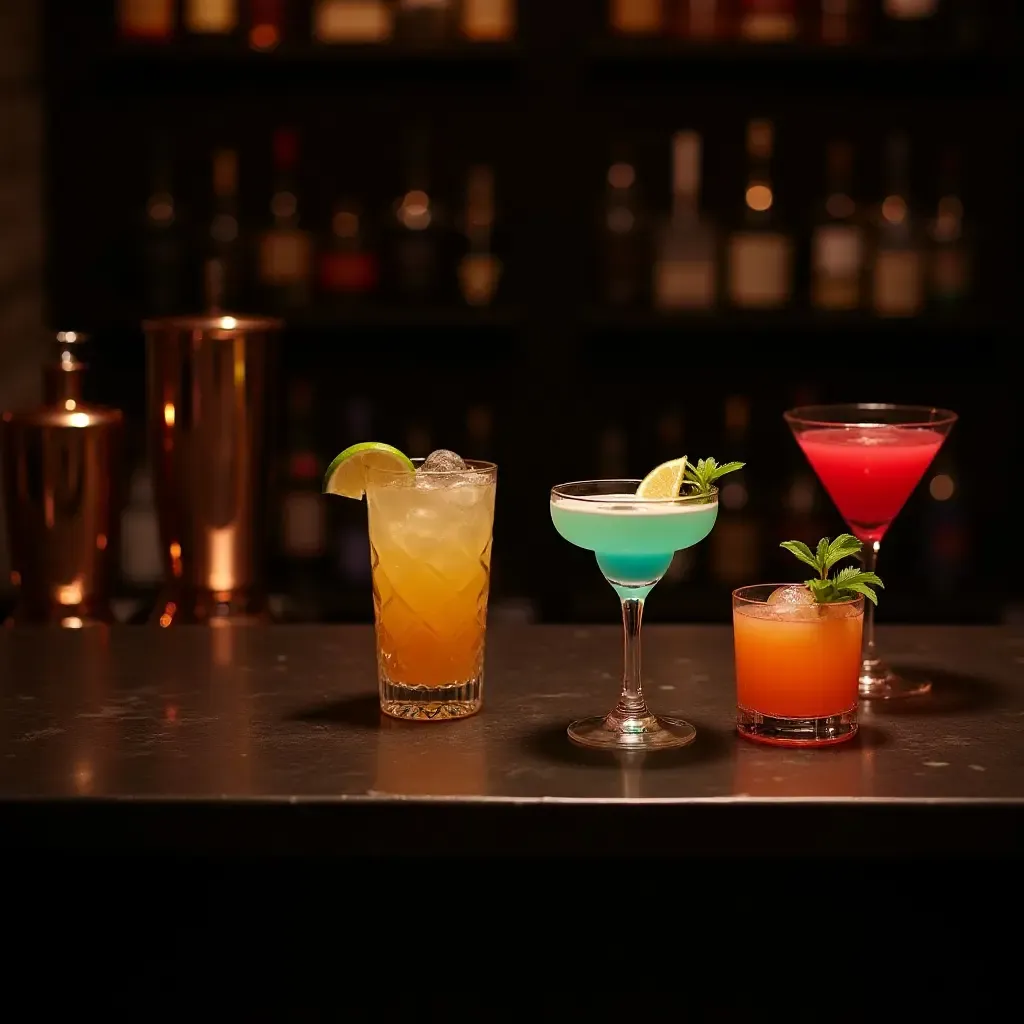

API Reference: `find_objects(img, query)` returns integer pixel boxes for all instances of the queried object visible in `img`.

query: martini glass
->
[549,480,718,750]
[784,403,958,700]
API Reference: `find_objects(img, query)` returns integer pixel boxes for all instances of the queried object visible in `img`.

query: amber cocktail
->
[366,457,496,721]
[733,584,863,747]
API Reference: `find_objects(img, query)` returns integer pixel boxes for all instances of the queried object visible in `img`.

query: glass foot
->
[567,713,696,751]
[859,658,931,701]
[737,706,857,748]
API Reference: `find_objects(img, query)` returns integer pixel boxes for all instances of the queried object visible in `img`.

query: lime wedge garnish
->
[635,456,688,499]
[322,442,415,499]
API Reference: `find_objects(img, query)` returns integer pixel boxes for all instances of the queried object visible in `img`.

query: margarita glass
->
[549,480,718,750]
[784,403,957,700]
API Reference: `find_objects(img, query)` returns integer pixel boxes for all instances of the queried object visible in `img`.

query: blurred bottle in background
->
[810,140,864,313]
[458,165,503,307]
[871,131,924,318]
[603,153,647,308]
[728,119,793,310]
[204,147,243,312]
[258,128,313,313]
[653,130,718,312]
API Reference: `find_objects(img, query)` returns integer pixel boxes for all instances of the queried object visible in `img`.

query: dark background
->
[25,0,1022,627]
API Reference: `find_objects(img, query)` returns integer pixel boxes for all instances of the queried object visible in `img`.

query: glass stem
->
[861,540,880,664]
[612,598,651,723]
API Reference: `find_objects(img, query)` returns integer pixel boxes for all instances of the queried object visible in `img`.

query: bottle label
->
[458,253,502,306]
[260,230,311,285]
[185,0,238,33]
[813,224,863,277]
[283,492,326,558]
[610,0,662,34]
[320,251,379,293]
[740,1,798,41]
[461,0,514,41]
[883,0,938,20]
[728,232,792,308]
[873,250,923,316]
[655,259,716,310]
[315,1,393,42]
[121,0,174,38]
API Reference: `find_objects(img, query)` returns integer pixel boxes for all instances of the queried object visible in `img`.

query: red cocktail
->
[784,404,957,700]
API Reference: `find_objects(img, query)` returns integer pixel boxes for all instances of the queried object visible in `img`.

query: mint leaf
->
[684,456,744,496]
[780,540,819,573]
[824,534,862,573]
[782,535,885,606]
[708,460,745,482]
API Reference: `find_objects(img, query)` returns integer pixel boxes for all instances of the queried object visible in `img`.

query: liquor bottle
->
[391,127,442,302]
[143,133,183,316]
[249,0,285,50]
[609,0,665,36]
[669,1,727,41]
[727,119,793,310]
[737,0,798,42]
[319,201,379,304]
[811,141,864,312]
[258,128,313,313]
[818,0,860,44]
[184,0,239,34]
[204,148,243,313]
[602,157,646,308]
[709,395,759,586]
[279,378,327,621]
[459,0,516,41]
[119,0,175,41]
[313,0,393,43]
[653,131,718,312]
[871,132,924,318]
[395,0,454,46]
[458,165,503,307]
[928,149,971,310]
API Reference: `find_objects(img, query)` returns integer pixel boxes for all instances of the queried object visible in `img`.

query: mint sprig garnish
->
[684,457,745,496]
[780,534,884,606]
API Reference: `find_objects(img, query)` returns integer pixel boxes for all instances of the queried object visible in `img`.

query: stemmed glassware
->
[784,403,958,700]
[549,480,718,749]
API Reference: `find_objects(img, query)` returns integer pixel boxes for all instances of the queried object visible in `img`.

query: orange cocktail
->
[365,458,496,721]
[732,584,863,747]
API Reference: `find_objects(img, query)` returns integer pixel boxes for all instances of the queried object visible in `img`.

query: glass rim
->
[732,583,864,608]
[365,457,497,480]
[783,403,958,430]
[550,479,719,506]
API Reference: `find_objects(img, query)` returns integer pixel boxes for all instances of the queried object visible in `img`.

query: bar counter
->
[1,624,1022,857]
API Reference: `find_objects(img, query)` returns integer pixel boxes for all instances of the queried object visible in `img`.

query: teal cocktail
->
[550,479,719,750]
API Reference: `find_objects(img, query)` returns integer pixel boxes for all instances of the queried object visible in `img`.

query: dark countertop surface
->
[1,624,1022,856]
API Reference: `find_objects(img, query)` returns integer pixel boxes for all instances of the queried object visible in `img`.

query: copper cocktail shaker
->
[144,315,281,625]
[1,332,123,627]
